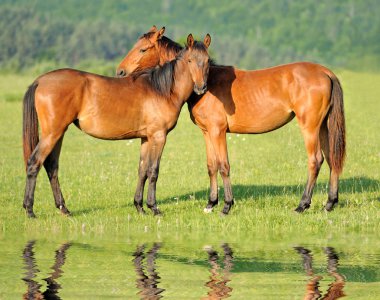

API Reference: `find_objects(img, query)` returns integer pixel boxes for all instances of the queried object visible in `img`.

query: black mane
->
[132,48,187,98]
[159,36,183,55]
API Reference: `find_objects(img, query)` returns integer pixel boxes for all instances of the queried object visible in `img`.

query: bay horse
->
[22,34,211,218]
[116,26,346,215]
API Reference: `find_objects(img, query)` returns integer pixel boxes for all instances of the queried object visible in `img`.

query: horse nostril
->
[116,69,126,77]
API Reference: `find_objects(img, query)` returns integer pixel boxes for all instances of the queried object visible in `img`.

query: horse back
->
[189,62,334,134]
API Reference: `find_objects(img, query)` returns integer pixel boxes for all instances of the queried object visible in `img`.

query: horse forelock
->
[141,32,155,40]
[188,41,208,53]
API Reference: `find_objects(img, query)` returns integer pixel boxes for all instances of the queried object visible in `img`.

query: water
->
[0,232,379,299]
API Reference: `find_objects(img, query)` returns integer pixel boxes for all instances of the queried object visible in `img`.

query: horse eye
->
[188,59,192,63]
[140,48,147,53]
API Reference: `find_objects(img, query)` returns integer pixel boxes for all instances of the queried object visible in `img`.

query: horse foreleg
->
[202,131,219,213]
[133,138,149,214]
[295,131,324,212]
[146,132,167,216]
[209,128,234,215]
[43,136,70,216]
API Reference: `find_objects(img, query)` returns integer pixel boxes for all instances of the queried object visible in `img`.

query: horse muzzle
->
[194,84,207,95]
[116,68,130,78]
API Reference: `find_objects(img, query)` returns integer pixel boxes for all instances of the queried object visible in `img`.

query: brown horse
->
[22,34,211,218]
[116,26,346,215]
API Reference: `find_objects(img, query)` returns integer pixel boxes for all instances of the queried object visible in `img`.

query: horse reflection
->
[22,240,71,300]
[202,243,234,299]
[295,247,345,300]
[133,243,165,299]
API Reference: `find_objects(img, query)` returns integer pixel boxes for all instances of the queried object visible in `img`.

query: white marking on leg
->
[204,207,213,213]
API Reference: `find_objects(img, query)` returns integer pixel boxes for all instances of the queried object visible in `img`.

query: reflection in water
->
[133,243,165,299]
[295,246,346,300]
[22,241,42,300]
[22,240,71,300]
[202,243,234,299]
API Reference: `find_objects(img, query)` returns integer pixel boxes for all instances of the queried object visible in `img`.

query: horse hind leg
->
[23,134,64,218]
[319,121,339,211]
[295,130,324,213]
[24,145,43,218]
[43,135,70,216]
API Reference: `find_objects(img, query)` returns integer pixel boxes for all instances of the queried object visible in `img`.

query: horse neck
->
[170,58,194,109]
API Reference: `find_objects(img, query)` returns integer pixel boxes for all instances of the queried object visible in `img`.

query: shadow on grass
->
[67,176,379,215]
[71,206,118,216]
[159,176,380,205]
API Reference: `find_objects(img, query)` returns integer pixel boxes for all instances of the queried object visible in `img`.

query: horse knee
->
[218,161,230,177]
[147,167,159,183]
[27,160,42,177]
[308,153,324,174]
[207,163,218,177]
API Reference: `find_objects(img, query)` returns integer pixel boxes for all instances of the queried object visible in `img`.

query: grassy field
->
[0,70,379,237]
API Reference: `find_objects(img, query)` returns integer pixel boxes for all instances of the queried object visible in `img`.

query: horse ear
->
[187,34,194,48]
[150,26,165,43]
[149,25,157,32]
[204,34,211,48]
[157,27,165,40]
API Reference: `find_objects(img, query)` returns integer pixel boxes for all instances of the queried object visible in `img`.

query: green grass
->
[0,70,379,237]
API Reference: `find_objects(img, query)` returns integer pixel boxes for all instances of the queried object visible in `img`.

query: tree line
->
[1,0,379,73]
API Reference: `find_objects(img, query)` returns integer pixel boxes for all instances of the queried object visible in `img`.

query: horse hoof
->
[324,204,334,212]
[324,199,338,212]
[60,206,71,216]
[27,211,36,218]
[136,207,146,215]
[152,208,162,216]
[220,212,228,217]
[221,200,234,215]
[60,210,71,217]
[204,207,213,214]
[221,206,231,215]
[294,204,310,213]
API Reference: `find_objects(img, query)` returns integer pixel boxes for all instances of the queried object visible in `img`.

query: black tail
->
[327,75,346,174]
[22,82,39,169]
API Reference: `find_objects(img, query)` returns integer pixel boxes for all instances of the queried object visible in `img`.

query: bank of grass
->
[0,70,379,236]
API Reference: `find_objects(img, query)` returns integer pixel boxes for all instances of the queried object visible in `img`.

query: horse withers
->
[22,34,211,217]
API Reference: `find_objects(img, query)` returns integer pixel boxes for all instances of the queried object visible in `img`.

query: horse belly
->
[76,112,145,140]
[228,107,295,134]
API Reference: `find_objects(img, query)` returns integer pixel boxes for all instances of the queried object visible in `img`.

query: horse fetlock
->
[149,205,161,216]
[25,207,36,218]
[204,198,218,213]
[134,204,146,215]
[208,196,218,207]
